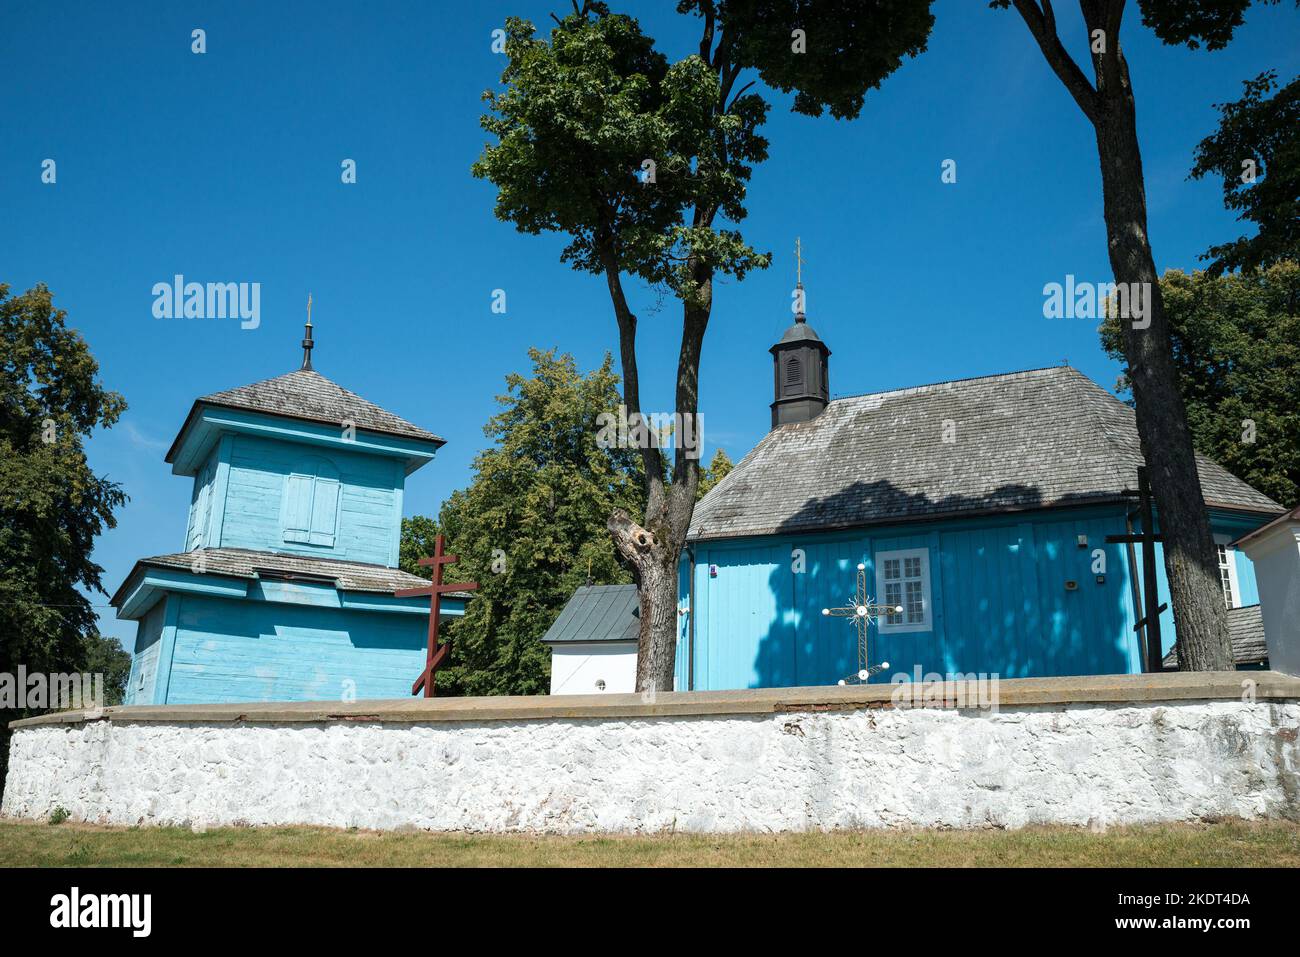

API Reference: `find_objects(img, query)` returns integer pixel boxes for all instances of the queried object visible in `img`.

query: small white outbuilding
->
[542,584,639,695]
[1235,505,1300,678]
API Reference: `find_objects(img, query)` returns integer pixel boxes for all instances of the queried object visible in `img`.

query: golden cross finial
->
[794,236,806,288]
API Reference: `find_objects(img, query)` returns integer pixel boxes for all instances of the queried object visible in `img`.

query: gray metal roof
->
[110,547,463,607]
[772,317,829,350]
[541,584,640,644]
[181,368,444,450]
[1162,604,1268,668]
[689,366,1282,540]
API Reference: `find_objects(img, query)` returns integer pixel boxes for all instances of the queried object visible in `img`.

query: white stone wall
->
[4,699,1298,832]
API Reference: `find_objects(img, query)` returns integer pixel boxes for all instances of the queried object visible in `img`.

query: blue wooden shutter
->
[283,472,315,543]
[307,474,339,546]
[283,457,340,547]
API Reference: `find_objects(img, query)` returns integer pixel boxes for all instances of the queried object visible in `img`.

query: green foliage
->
[1100,263,1300,505]
[82,633,132,707]
[691,0,936,119]
[696,448,735,499]
[48,806,69,826]
[473,7,771,297]
[1138,0,1281,50]
[1191,70,1300,274]
[1,282,128,795]
[400,349,646,696]
[398,515,442,576]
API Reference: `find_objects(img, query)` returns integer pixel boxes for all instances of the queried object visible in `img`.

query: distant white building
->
[542,584,639,695]
[1235,505,1300,678]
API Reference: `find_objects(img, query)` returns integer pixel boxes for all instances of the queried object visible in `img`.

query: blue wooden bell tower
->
[115,312,464,704]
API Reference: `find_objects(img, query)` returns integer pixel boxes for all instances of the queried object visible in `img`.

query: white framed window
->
[1214,537,1241,609]
[875,547,932,633]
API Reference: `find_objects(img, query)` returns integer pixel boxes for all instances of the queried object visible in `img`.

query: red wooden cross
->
[393,534,479,697]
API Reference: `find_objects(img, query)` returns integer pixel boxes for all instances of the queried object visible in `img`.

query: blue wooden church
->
[672,306,1285,691]
[116,320,465,705]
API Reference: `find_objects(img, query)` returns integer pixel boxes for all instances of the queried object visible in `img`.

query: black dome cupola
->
[770,240,830,428]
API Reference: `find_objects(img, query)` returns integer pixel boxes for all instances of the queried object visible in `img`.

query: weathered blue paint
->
[183,433,407,566]
[121,374,453,705]
[676,503,1274,691]
[1149,508,1269,658]
[164,593,432,703]
[170,406,438,477]
[124,600,167,705]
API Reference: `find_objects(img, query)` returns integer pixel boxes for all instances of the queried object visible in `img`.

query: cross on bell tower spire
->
[301,294,314,371]
[770,236,830,428]
[794,237,807,321]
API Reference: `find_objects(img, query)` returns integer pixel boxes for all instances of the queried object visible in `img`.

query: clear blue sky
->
[2,1,1296,650]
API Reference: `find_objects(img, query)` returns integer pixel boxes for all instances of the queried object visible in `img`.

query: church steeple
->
[770,238,830,428]
[301,294,315,371]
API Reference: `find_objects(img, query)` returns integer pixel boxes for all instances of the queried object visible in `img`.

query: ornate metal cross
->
[821,562,902,685]
[394,534,478,697]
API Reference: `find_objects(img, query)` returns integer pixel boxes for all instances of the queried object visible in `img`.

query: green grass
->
[3,818,1299,867]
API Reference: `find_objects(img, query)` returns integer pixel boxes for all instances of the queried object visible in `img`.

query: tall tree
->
[1101,262,1300,505]
[399,349,645,696]
[476,1,932,691]
[984,0,1293,670]
[1190,69,1300,274]
[0,282,128,793]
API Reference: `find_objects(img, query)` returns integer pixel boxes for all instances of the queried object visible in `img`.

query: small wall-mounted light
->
[709,564,718,578]
[595,679,606,691]
[1076,535,1089,548]
[1065,579,1079,591]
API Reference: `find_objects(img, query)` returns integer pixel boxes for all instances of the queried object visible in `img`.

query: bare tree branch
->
[1011,0,1101,124]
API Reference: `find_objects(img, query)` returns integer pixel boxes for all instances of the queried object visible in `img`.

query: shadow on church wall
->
[734,479,1136,689]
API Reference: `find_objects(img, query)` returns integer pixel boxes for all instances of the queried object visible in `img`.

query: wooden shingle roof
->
[1162,604,1269,668]
[110,547,456,607]
[689,366,1282,540]
[190,368,443,446]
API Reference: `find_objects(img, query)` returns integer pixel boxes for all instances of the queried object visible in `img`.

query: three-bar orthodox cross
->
[394,534,479,697]
[822,562,902,685]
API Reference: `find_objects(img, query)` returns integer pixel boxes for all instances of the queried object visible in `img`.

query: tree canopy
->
[0,282,130,793]
[473,6,770,298]
[1101,262,1300,507]
[399,348,645,696]
[693,0,935,120]
[1191,69,1300,274]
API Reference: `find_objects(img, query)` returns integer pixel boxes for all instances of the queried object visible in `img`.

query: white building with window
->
[542,584,639,695]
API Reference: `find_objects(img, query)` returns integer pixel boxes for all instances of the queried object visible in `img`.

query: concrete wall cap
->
[10,670,1300,730]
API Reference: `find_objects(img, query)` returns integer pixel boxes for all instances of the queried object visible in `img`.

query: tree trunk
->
[608,508,681,693]
[1091,43,1232,671]
[598,244,709,693]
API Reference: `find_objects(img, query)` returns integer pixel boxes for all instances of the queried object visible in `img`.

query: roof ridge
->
[829,364,1070,404]
[191,366,444,445]
[200,366,321,400]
